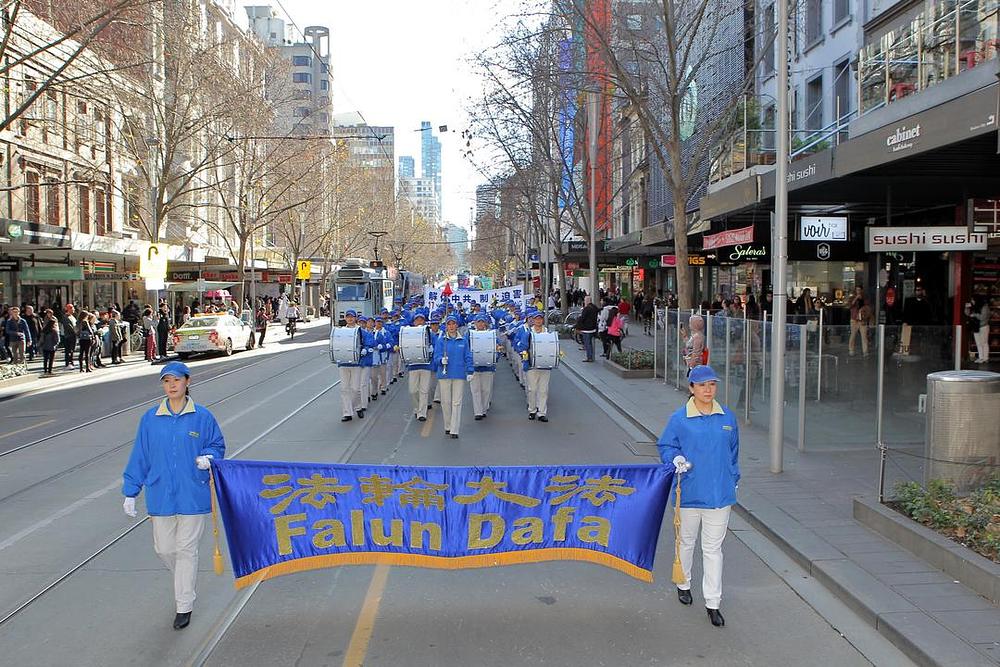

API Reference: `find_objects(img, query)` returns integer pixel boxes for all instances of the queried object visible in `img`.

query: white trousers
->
[525,369,551,416]
[469,371,494,416]
[151,514,206,613]
[408,369,432,418]
[361,367,372,403]
[973,328,990,362]
[677,506,731,609]
[373,362,387,393]
[339,366,364,416]
[438,378,465,434]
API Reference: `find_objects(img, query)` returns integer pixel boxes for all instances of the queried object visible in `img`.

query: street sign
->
[296,259,312,279]
[139,243,169,279]
[0,258,21,272]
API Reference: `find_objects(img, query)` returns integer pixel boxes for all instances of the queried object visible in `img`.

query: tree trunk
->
[235,235,248,313]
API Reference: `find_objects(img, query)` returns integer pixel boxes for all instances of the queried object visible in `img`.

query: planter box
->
[603,358,655,379]
[854,496,1000,604]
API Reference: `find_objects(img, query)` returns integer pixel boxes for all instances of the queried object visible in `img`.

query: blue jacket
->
[359,329,376,367]
[433,332,474,379]
[371,328,391,365]
[122,398,226,515]
[4,317,31,344]
[512,325,542,371]
[656,398,740,509]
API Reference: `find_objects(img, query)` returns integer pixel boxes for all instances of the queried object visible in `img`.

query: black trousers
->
[42,350,55,374]
[63,335,77,366]
[78,340,92,371]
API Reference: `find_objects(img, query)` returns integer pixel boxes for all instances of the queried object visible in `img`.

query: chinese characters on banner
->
[423,287,531,312]
[211,460,673,588]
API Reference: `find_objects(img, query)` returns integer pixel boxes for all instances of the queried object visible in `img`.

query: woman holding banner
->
[121,361,226,630]
[656,364,740,628]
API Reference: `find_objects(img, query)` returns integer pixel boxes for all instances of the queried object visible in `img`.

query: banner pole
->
[209,468,224,576]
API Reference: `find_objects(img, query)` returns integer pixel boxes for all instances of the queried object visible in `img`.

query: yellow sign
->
[296,260,312,280]
[139,243,169,279]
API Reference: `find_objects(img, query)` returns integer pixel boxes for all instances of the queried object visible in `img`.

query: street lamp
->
[368,230,388,262]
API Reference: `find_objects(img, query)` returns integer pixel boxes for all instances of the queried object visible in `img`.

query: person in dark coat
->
[156,305,171,361]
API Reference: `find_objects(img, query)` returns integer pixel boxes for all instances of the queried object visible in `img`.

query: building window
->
[78,185,90,233]
[25,171,40,223]
[292,72,311,84]
[293,107,311,118]
[292,55,311,66]
[95,188,107,236]
[806,74,823,131]
[805,0,822,46]
[320,79,328,91]
[762,3,775,73]
[833,59,851,121]
[45,177,60,226]
[833,0,850,25]
[762,104,776,151]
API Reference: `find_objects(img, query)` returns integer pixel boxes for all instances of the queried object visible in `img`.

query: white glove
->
[672,455,692,474]
[195,454,213,470]
[466,374,474,382]
[123,496,137,518]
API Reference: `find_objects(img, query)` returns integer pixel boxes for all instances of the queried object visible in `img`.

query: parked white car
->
[173,315,253,358]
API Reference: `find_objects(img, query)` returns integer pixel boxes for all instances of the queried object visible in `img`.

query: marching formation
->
[329,297,562,437]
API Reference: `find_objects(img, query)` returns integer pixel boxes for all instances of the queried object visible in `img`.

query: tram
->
[330,258,394,326]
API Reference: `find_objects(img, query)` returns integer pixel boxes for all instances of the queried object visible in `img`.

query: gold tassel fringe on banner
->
[209,469,224,576]
[671,472,685,585]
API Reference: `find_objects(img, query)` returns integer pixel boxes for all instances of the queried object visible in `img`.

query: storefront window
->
[859,40,888,113]
[787,261,866,304]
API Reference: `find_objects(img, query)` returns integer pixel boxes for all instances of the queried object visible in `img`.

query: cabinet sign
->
[866,226,988,252]
[800,216,848,242]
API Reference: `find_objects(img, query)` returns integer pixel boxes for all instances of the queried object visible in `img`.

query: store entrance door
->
[26,284,70,311]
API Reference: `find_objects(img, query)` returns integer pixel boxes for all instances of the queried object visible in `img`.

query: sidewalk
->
[560,336,1000,666]
[0,318,329,401]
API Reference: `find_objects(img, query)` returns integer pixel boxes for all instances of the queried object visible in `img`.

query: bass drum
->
[330,326,362,364]
[469,329,497,367]
[529,331,560,370]
[399,325,432,364]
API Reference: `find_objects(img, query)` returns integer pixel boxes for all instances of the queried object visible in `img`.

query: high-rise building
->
[442,223,469,270]
[399,176,440,224]
[398,155,415,179]
[420,121,442,199]
[330,113,395,178]
[475,183,498,220]
[245,6,333,135]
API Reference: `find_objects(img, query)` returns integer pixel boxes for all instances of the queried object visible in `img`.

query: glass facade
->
[858,0,999,114]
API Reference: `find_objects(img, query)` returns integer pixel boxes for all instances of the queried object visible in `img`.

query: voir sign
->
[800,216,848,242]
[866,226,988,252]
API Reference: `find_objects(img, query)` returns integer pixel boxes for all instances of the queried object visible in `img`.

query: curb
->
[559,355,996,667]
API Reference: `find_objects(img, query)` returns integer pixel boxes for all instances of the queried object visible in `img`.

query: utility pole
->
[768,0,790,474]
[587,91,599,301]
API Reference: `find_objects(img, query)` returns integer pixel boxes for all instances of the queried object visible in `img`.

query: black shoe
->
[427,404,433,410]
[433,399,441,404]
[481,413,487,419]
[342,416,353,422]
[677,588,692,605]
[450,433,459,439]
[357,409,365,418]
[474,415,483,420]
[381,390,386,395]
[706,608,725,627]
[173,611,191,630]
[528,413,536,420]
[538,415,548,422]
[445,430,450,435]
[371,395,378,401]
[417,416,426,422]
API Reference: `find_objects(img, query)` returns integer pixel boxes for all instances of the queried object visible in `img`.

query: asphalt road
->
[0,327,914,666]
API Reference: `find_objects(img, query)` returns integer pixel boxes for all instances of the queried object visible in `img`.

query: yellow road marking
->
[342,564,390,667]
[0,418,55,441]
[420,409,434,437]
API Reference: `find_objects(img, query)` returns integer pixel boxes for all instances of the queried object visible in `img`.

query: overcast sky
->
[238,0,513,233]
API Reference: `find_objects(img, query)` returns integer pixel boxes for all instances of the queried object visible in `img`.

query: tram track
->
[0,327,328,459]
[0,347,326,506]
[0,375,345,630]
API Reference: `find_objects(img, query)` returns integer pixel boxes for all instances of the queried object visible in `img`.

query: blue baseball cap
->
[358,315,368,322]
[159,360,190,379]
[412,313,427,323]
[444,315,459,325]
[374,316,384,323]
[689,365,720,384]
[345,309,358,317]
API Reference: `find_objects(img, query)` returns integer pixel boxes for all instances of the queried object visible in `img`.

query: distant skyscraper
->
[398,155,415,179]
[420,121,442,200]
[443,223,469,269]
[475,183,498,219]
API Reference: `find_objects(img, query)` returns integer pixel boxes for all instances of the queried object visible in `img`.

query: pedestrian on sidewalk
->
[156,304,171,361]
[39,309,59,376]
[4,306,31,364]
[22,305,40,361]
[577,296,599,362]
[657,364,740,628]
[76,311,95,373]
[121,361,226,631]
[109,310,125,364]
[606,308,625,358]
[59,304,78,368]
[682,315,706,373]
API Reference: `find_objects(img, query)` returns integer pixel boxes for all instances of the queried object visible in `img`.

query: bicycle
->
[285,317,298,340]
[129,329,143,355]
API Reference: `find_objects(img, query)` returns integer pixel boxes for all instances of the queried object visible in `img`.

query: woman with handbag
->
[77,311,96,373]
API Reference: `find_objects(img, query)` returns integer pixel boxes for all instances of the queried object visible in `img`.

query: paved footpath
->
[561,330,1000,667]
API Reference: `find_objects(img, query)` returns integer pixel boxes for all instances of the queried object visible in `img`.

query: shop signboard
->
[866,226,988,252]
[1,219,72,248]
[84,272,139,281]
[169,270,199,282]
[660,254,710,267]
[21,266,84,281]
[721,243,769,264]
[800,216,848,242]
[703,224,754,250]
[0,258,21,272]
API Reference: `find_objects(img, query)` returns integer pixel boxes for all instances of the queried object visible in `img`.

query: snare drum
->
[529,331,560,369]
[469,329,497,368]
[399,325,432,364]
[330,326,362,364]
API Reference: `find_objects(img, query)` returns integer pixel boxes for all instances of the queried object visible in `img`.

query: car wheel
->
[224,338,233,356]
[177,352,191,360]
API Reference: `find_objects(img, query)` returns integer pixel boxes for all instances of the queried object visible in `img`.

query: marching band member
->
[334,310,365,421]
[432,314,474,439]
[387,310,403,382]
[372,316,391,397]
[514,311,552,422]
[657,364,740,628]
[358,316,375,409]
[405,312,433,422]
[121,361,225,630]
[468,314,498,420]
[430,311,443,405]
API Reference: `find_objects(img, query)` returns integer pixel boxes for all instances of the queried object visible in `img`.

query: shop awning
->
[163,281,237,292]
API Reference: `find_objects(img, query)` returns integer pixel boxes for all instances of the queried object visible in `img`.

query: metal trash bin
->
[924,370,1000,493]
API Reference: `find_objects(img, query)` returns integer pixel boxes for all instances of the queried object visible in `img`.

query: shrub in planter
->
[609,349,654,369]
[0,363,28,381]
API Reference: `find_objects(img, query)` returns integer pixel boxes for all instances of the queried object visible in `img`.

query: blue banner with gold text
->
[211,460,673,588]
